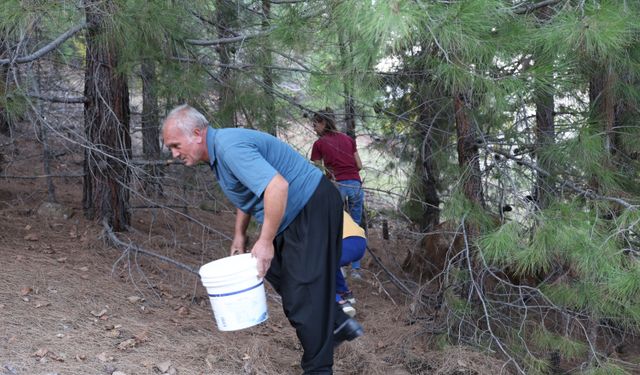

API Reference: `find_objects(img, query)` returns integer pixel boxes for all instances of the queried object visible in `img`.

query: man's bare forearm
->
[235,209,251,238]
[259,173,288,242]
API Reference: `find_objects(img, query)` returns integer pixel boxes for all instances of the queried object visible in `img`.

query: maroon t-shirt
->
[310,132,361,182]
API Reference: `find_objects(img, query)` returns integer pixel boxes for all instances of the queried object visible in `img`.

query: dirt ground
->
[0,137,509,375]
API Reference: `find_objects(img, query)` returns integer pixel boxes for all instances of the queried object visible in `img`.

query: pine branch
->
[460,216,527,375]
[0,22,88,65]
[103,218,199,275]
[171,56,316,74]
[27,93,87,104]
[129,159,183,166]
[0,173,84,179]
[487,146,637,209]
[513,0,565,14]
[131,205,191,210]
[185,28,273,46]
[271,0,309,3]
[268,49,313,71]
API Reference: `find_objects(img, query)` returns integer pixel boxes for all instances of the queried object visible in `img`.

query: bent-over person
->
[162,104,363,374]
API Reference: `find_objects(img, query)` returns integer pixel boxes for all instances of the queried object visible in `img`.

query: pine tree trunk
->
[530,5,556,210]
[141,59,159,159]
[415,99,440,231]
[83,0,131,232]
[590,67,617,158]
[140,58,163,196]
[338,31,356,138]
[261,0,277,136]
[217,0,237,127]
[344,95,356,139]
[454,92,484,207]
[0,35,11,136]
[588,67,618,196]
[32,58,57,203]
[613,70,636,162]
[533,79,555,209]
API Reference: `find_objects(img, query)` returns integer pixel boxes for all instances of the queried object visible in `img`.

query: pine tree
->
[82,0,131,231]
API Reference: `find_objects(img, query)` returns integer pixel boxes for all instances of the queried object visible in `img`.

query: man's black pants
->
[266,177,348,374]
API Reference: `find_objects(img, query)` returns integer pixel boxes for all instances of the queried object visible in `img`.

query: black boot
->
[333,317,364,347]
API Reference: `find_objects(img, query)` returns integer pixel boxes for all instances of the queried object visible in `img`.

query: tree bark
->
[83,0,131,232]
[590,67,617,158]
[588,66,618,195]
[532,77,555,209]
[338,31,356,138]
[0,33,11,136]
[141,59,159,159]
[531,5,556,210]
[454,92,484,207]
[32,57,57,203]
[613,70,636,162]
[140,58,163,196]
[412,93,441,231]
[262,0,277,136]
[216,0,237,127]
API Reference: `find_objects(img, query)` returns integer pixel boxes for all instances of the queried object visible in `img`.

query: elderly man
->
[162,104,363,374]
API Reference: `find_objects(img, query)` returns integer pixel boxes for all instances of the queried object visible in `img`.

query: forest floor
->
[0,134,509,375]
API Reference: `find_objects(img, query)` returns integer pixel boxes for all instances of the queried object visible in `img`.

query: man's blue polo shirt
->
[206,127,322,234]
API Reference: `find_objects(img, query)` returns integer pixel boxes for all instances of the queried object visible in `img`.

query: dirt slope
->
[0,142,507,375]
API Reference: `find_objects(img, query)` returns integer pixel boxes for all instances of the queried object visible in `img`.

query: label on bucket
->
[207,280,268,331]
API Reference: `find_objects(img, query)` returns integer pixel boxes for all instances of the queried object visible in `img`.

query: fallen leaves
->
[24,233,39,241]
[106,329,122,338]
[90,308,107,318]
[154,360,177,374]
[133,330,149,343]
[205,354,220,370]
[32,348,66,362]
[33,348,48,358]
[18,286,54,307]
[116,331,148,351]
[116,338,137,351]
[96,352,114,362]
[156,361,172,373]
[176,305,190,317]
[105,324,122,338]
[127,295,143,304]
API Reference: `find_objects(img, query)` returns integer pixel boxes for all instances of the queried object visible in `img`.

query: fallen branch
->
[367,246,417,298]
[103,218,199,275]
[130,205,191,210]
[130,159,183,166]
[0,173,84,179]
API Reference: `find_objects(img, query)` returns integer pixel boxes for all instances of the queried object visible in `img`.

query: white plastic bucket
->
[199,253,268,331]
